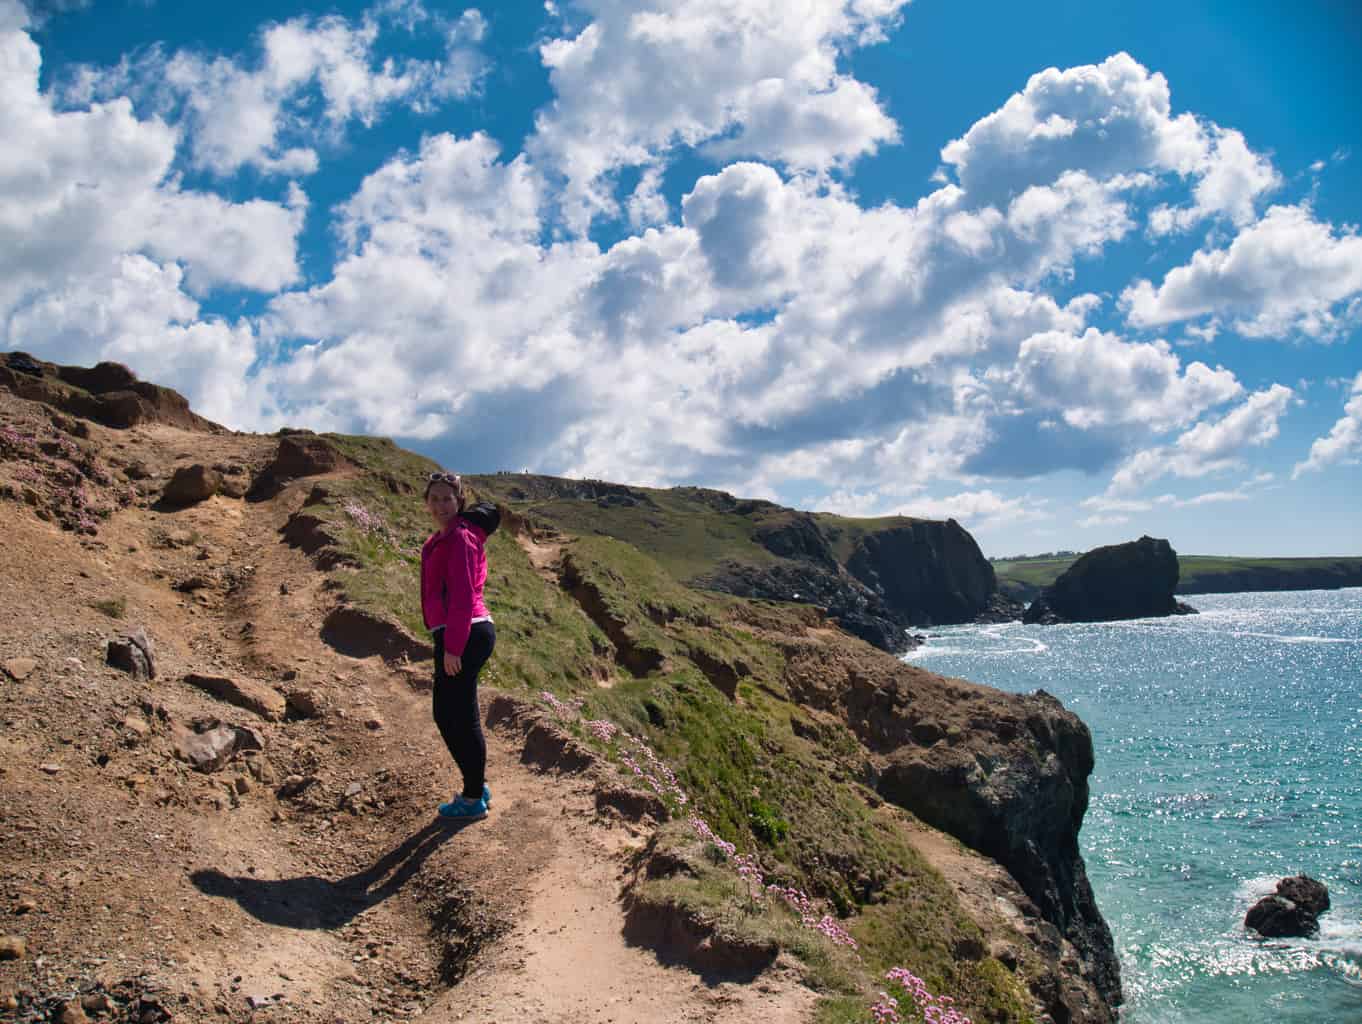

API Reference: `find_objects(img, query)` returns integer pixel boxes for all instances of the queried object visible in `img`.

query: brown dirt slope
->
[0,389,819,1024]
[0,361,1116,1024]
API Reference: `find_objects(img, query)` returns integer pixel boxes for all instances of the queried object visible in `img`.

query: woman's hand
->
[443,650,462,676]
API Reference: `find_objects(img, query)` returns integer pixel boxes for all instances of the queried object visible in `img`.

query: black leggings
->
[432,621,495,799]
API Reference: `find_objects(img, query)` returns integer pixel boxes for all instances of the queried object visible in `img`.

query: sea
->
[904,588,1362,1024]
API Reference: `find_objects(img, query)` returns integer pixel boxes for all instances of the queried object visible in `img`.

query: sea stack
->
[1023,536,1198,624]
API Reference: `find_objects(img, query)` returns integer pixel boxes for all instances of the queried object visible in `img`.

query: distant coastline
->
[993,555,1362,604]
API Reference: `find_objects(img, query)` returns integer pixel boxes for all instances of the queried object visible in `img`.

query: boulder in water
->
[1245,874,1331,937]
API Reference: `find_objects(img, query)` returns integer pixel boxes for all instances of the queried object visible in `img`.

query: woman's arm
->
[442,527,477,664]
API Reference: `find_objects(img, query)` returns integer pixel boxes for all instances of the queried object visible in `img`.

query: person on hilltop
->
[420,471,501,821]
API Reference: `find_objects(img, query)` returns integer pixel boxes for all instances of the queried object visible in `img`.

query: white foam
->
[1234,875,1282,901]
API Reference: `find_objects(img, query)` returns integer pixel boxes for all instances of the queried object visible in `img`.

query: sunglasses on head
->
[428,472,461,485]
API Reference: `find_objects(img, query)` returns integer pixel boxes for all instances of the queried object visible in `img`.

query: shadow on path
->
[191,817,472,930]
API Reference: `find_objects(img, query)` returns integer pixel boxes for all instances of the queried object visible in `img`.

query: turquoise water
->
[905,589,1362,1024]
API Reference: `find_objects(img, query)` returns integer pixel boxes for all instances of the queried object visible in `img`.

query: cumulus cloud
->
[529,0,906,231]
[262,132,602,440]
[1123,204,1362,339]
[65,2,488,177]
[939,52,1276,226]
[1107,385,1294,493]
[1294,371,1362,477]
[12,0,1356,537]
[1008,327,1241,430]
[0,15,304,314]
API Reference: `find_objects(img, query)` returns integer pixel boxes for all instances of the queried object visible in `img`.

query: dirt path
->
[0,412,818,1022]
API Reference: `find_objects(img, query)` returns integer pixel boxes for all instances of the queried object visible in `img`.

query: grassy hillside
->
[293,446,1053,1022]
[468,473,926,586]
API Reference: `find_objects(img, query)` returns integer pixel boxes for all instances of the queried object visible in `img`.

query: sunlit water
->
[905,589,1362,1023]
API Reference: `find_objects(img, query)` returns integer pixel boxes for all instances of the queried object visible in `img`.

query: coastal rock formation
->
[844,519,998,626]
[1024,536,1197,624]
[1245,875,1331,937]
[783,646,1123,1014]
[693,559,919,654]
[0,352,221,432]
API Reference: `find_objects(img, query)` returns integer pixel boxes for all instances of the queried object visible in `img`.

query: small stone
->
[364,716,384,731]
[14,899,36,915]
[81,993,112,1014]
[0,935,25,959]
[38,763,62,775]
[55,999,89,1024]
[344,782,363,798]
[122,716,151,738]
[2,658,37,681]
[285,688,324,719]
[172,725,241,773]
[234,776,251,795]
[106,627,156,680]
[246,995,272,1009]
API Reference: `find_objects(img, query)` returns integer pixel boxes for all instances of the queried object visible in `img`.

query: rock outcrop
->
[1245,875,1331,937]
[0,352,222,432]
[693,559,919,654]
[844,519,1000,626]
[1024,536,1197,624]
[781,645,1122,1016]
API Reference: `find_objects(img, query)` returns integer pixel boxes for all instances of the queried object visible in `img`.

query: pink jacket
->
[420,519,489,656]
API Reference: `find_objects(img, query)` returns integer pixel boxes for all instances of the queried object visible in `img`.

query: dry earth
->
[0,405,818,1023]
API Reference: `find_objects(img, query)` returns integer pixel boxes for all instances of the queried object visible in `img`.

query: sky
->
[4,0,1360,557]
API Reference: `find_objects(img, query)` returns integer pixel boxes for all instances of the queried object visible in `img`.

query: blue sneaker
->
[437,795,488,821]
[483,783,491,808]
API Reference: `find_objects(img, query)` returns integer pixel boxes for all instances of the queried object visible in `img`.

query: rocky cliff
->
[0,356,1120,1023]
[1024,536,1196,624]
[842,518,1003,626]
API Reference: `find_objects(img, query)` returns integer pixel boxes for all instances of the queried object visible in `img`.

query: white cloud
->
[938,51,1275,228]
[1078,514,1130,529]
[1147,125,1279,233]
[1123,204,1362,339]
[1107,385,1294,493]
[896,489,1047,528]
[0,15,304,315]
[1294,371,1362,477]
[1008,327,1241,431]
[529,0,906,232]
[66,3,488,178]
[262,132,602,439]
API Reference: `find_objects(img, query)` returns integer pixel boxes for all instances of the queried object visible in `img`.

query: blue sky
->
[5,0,1360,557]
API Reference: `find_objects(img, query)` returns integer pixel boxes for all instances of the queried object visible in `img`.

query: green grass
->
[90,596,126,619]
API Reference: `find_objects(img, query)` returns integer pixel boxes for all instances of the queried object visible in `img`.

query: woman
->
[420,471,500,820]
